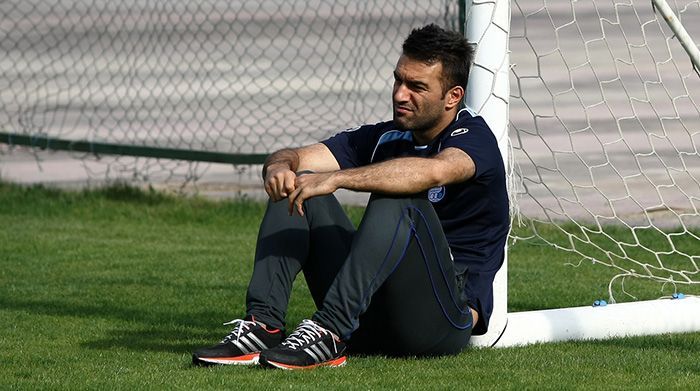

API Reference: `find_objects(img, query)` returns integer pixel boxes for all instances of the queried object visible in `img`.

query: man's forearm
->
[262,149,300,178]
[288,149,471,216]
[286,157,440,216]
[332,157,443,194]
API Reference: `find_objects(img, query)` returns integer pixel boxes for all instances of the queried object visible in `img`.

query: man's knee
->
[302,194,342,216]
[265,193,338,217]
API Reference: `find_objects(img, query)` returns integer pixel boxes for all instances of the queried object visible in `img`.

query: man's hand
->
[262,144,341,203]
[288,172,338,216]
[264,163,297,202]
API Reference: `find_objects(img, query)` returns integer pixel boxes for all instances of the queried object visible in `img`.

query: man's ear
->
[445,86,465,110]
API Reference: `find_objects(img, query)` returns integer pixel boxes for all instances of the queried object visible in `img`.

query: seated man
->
[193,23,509,370]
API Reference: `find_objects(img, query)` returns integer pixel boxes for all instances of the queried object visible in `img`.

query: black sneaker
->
[192,316,284,366]
[259,319,346,370]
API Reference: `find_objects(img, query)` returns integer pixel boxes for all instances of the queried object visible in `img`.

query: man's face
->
[392,54,449,135]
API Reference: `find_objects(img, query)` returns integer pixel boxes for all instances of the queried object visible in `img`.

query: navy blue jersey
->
[321,108,509,334]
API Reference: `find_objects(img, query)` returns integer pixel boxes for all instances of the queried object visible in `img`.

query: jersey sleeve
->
[320,124,378,169]
[441,119,502,181]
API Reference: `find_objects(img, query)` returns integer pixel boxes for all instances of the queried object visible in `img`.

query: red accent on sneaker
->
[249,315,282,334]
[265,356,347,370]
[197,353,260,365]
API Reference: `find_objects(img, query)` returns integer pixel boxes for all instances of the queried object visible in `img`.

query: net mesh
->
[509,0,700,300]
[0,0,460,184]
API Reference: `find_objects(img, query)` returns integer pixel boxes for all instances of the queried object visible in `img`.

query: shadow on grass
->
[83,328,213,354]
[1,296,236,353]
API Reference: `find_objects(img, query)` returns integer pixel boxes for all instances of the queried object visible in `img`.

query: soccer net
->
[0,0,461,185]
[508,0,700,300]
[463,0,700,347]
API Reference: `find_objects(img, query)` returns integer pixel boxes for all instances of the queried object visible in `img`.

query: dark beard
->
[393,114,408,130]
[393,113,438,135]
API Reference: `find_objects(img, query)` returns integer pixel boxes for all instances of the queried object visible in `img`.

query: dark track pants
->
[245,194,472,356]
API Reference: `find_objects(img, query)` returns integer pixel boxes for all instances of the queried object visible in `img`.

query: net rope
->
[509,0,700,301]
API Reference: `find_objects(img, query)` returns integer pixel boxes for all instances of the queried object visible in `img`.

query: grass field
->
[1,182,699,389]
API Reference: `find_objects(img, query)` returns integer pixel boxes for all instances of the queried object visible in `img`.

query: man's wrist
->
[328,170,347,192]
[262,149,299,178]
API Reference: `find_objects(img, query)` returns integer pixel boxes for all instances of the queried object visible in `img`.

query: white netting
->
[509,0,700,300]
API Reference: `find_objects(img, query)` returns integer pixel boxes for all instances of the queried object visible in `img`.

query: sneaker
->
[259,319,347,370]
[192,316,284,366]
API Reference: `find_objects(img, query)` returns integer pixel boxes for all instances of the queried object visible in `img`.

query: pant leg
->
[312,195,472,355]
[245,195,354,330]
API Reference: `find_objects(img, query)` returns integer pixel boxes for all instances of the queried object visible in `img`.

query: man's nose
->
[393,83,409,103]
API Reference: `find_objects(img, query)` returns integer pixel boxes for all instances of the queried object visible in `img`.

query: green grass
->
[1,182,699,389]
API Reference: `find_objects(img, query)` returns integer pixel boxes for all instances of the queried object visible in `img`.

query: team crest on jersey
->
[450,127,469,137]
[428,186,445,203]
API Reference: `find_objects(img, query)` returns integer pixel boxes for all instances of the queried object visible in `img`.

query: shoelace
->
[220,319,256,344]
[282,319,338,353]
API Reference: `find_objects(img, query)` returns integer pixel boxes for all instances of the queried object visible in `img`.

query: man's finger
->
[264,181,273,199]
[281,172,296,198]
[288,187,301,215]
[269,177,284,201]
[289,187,307,217]
[265,179,279,201]
[284,180,295,197]
[296,197,304,216]
[274,176,288,199]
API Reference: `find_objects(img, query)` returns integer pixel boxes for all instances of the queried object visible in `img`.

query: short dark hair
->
[401,24,474,94]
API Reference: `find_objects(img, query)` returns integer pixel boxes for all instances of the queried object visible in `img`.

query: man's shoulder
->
[441,108,496,145]
[452,108,491,132]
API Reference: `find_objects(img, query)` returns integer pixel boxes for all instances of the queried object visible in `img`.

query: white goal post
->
[465,0,700,347]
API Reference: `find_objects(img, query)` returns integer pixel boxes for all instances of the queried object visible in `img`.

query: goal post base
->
[470,297,700,348]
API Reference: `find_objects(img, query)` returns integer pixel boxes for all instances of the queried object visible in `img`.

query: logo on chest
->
[427,186,446,203]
